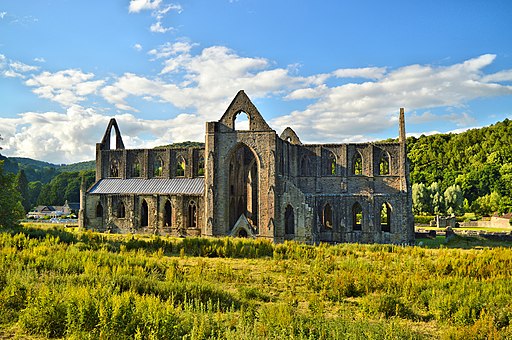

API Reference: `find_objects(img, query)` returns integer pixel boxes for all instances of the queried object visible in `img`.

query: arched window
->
[164,200,172,227]
[153,157,163,177]
[379,152,390,175]
[234,111,250,130]
[110,159,119,177]
[197,156,205,176]
[352,203,362,231]
[353,152,363,175]
[96,203,103,218]
[323,203,333,229]
[188,200,197,228]
[176,156,185,177]
[328,152,336,175]
[301,155,312,176]
[381,202,391,232]
[117,201,126,218]
[132,160,141,177]
[141,200,148,227]
[284,204,295,235]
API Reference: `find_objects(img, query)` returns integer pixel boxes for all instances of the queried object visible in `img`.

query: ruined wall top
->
[218,90,273,131]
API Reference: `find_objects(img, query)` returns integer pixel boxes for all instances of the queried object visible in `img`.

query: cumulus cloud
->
[271,54,512,142]
[0,11,6,19]
[102,45,315,121]
[129,0,181,33]
[34,57,46,63]
[133,43,143,51]
[0,56,39,79]
[333,67,387,80]
[25,69,105,107]
[0,105,204,163]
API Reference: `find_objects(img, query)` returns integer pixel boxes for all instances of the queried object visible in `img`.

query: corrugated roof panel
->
[88,178,204,195]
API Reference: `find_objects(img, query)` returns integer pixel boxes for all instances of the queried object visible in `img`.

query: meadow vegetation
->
[0,225,511,339]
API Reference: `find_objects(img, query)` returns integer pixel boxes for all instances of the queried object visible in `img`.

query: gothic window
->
[301,155,312,176]
[110,159,119,177]
[323,203,333,229]
[352,203,362,231]
[284,204,295,235]
[197,156,205,176]
[164,200,172,227]
[117,201,126,218]
[176,156,185,177]
[153,157,163,177]
[233,111,249,130]
[141,200,148,227]
[381,202,391,232]
[96,203,103,218]
[328,152,336,175]
[188,200,197,228]
[132,159,141,177]
[353,152,363,175]
[379,152,390,175]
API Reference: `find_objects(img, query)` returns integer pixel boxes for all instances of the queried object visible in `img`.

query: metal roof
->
[88,177,204,195]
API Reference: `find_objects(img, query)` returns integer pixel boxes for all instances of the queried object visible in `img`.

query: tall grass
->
[0,225,512,338]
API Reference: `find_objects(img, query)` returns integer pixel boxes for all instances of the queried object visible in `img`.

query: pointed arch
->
[228,143,259,228]
[300,155,312,176]
[153,156,163,177]
[100,118,125,150]
[197,155,205,176]
[141,199,148,227]
[328,151,337,175]
[219,90,272,131]
[233,111,250,130]
[188,200,197,228]
[164,199,172,227]
[379,151,390,175]
[176,155,186,177]
[352,151,363,175]
[95,202,103,218]
[132,159,141,177]
[352,202,362,231]
[323,203,333,229]
[284,204,295,235]
[110,159,119,177]
[381,202,391,232]
[117,201,126,218]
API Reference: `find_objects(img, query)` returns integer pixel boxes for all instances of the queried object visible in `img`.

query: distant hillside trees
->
[15,170,30,213]
[409,118,512,216]
[37,170,95,206]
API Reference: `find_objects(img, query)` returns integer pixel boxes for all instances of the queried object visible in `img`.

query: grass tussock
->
[1,224,512,338]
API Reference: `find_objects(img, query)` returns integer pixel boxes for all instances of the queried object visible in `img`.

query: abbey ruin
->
[80,90,414,244]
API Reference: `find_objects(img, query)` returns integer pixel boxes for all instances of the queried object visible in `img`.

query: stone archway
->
[228,143,259,230]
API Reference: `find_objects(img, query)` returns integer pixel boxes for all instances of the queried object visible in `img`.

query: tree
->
[430,182,445,215]
[444,184,464,216]
[412,183,431,215]
[0,161,24,227]
[15,169,30,212]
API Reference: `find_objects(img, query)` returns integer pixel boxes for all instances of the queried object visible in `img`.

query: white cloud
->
[482,69,512,82]
[26,69,105,107]
[333,67,387,80]
[271,54,512,142]
[0,11,6,19]
[34,57,46,63]
[133,43,143,51]
[149,41,196,59]
[0,105,205,163]
[150,21,173,33]
[10,61,39,72]
[129,0,162,13]
[3,69,24,78]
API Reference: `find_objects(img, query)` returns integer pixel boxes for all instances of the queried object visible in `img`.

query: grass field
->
[1,224,512,339]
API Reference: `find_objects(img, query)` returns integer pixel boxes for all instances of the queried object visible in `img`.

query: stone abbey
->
[80,90,414,244]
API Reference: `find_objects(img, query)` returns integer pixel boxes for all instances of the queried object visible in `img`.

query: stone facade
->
[81,90,414,244]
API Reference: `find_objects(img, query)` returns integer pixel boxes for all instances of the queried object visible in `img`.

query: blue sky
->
[1,0,512,163]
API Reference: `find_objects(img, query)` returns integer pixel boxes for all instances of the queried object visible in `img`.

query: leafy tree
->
[37,170,95,206]
[430,182,445,215]
[0,161,24,227]
[412,183,430,215]
[28,181,43,210]
[444,184,464,216]
[15,169,30,212]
